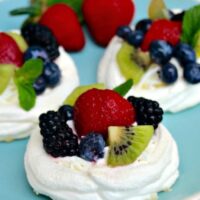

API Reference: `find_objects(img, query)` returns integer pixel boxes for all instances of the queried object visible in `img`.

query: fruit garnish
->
[79,133,105,161]
[193,30,200,58]
[141,20,182,51]
[7,32,28,52]
[0,64,15,94]
[184,63,200,84]
[74,89,136,137]
[33,76,47,95]
[148,0,169,20]
[181,5,200,45]
[14,59,43,111]
[82,0,135,46]
[21,23,59,61]
[0,33,23,67]
[64,83,105,106]
[113,79,133,97]
[39,110,79,157]
[39,4,85,51]
[58,105,74,121]
[117,42,145,84]
[135,19,152,34]
[107,125,154,167]
[128,96,163,129]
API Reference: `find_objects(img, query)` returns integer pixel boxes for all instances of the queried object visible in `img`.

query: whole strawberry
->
[0,33,23,67]
[74,89,136,137]
[82,0,135,46]
[39,3,85,51]
[141,19,182,51]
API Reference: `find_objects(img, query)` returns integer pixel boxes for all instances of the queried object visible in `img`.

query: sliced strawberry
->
[74,89,136,138]
[82,0,135,46]
[141,19,182,51]
[0,33,23,67]
[39,3,85,51]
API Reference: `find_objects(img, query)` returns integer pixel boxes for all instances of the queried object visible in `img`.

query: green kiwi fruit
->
[0,64,15,95]
[107,125,154,167]
[117,42,145,84]
[64,83,105,106]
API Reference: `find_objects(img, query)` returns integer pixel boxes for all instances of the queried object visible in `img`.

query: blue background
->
[0,0,200,199]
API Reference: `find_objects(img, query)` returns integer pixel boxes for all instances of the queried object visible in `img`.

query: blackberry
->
[21,23,59,61]
[128,96,163,129]
[39,111,79,157]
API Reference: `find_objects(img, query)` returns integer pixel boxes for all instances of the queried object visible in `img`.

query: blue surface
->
[0,0,200,199]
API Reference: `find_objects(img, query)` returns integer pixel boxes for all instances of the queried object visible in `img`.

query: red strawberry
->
[74,89,136,137]
[39,3,85,51]
[141,19,182,51]
[82,0,135,46]
[0,33,23,67]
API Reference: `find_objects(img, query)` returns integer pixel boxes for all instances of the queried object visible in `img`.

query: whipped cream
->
[98,36,200,112]
[0,47,79,141]
[25,124,179,200]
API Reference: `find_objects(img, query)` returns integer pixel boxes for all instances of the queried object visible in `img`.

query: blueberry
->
[79,133,105,162]
[58,105,74,121]
[184,63,200,84]
[150,40,173,65]
[126,30,144,48]
[116,26,132,39]
[135,19,152,34]
[159,63,178,84]
[174,43,196,66]
[24,46,49,63]
[170,10,185,21]
[33,76,47,95]
[43,62,61,87]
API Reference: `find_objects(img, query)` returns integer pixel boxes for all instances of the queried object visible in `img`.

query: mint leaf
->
[181,5,200,45]
[47,0,84,22]
[113,79,133,96]
[14,59,43,111]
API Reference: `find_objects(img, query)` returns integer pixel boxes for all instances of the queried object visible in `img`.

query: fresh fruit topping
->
[24,46,49,63]
[58,105,74,122]
[74,89,136,137]
[64,83,105,106]
[83,0,135,46]
[128,96,163,129]
[193,30,200,58]
[184,63,200,84]
[0,33,23,67]
[159,63,178,84]
[170,10,185,22]
[107,125,154,167]
[113,79,133,97]
[135,19,152,34]
[39,111,79,157]
[174,43,196,66]
[14,59,43,111]
[117,42,144,84]
[141,20,182,51]
[126,30,144,48]
[21,23,59,60]
[43,62,61,87]
[33,76,47,95]
[7,32,28,52]
[149,40,173,65]
[148,0,169,20]
[0,64,15,94]
[116,26,132,40]
[39,4,85,51]
[79,133,105,161]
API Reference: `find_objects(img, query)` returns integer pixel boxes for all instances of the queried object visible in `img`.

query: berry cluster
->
[116,11,200,85]
[128,96,163,129]
[22,24,61,95]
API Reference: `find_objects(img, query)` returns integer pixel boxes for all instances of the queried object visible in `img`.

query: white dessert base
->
[25,124,179,200]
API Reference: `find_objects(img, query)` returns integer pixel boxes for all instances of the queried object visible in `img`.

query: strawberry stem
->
[10,6,41,16]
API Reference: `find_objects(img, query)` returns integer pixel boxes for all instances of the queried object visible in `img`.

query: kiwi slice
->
[107,125,154,167]
[0,64,15,94]
[193,30,200,58]
[64,83,105,106]
[7,32,28,52]
[117,42,145,84]
[148,0,170,20]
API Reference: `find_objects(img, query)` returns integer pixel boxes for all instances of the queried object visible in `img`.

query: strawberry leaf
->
[113,79,133,96]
